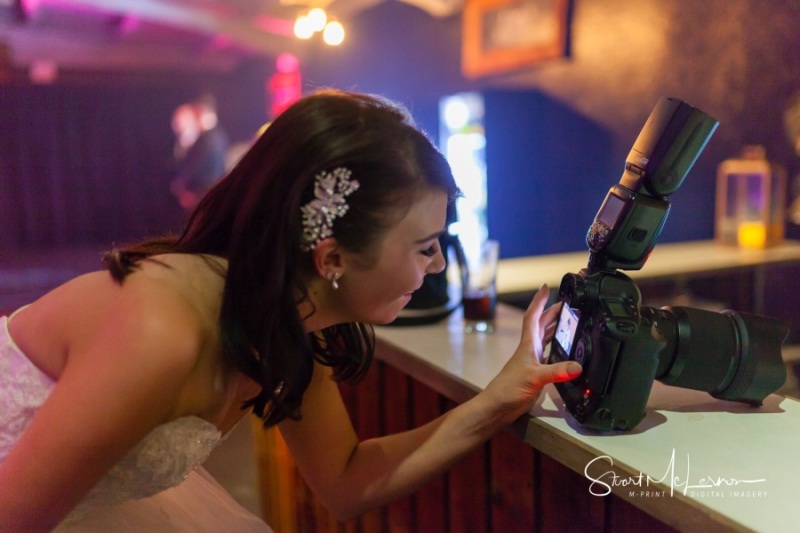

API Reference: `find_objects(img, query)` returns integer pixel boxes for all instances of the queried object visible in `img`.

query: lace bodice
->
[75,416,223,508]
[0,315,55,462]
[0,315,224,509]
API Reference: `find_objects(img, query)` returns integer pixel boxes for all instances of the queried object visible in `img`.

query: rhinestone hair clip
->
[300,167,360,252]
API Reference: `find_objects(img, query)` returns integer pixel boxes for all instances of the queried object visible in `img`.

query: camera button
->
[618,320,636,334]
[628,227,648,242]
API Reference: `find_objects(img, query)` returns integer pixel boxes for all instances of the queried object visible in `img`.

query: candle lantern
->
[715,145,786,248]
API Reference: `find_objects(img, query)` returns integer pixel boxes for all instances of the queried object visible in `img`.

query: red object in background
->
[267,53,302,119]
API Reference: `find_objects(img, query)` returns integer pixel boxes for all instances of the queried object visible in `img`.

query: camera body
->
[552,269,662,431]
[547,97,788,431]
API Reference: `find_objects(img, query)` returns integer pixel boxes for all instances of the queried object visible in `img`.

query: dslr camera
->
[547,97,789,431]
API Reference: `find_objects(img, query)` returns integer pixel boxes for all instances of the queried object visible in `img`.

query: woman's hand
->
[280,284,581,520]
[480,285,582,425]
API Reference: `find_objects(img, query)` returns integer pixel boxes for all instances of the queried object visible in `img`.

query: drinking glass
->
[463,239,499,333]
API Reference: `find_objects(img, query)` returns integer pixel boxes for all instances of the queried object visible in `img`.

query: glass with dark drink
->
[463,239,499,333]
[463,288,496,333]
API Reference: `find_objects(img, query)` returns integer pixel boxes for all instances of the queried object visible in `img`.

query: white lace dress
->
[0,313,271,532]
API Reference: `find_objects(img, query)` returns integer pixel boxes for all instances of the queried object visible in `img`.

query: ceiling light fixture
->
[322,20,345,46]
[293,13,314,39]
[293,8,344,45]
[306,7,327,32]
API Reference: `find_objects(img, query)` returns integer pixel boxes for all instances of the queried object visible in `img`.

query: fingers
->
[543,320,556,336]
[517,285,578,373]
[521,285,563,348]
[523,285,550,319]
[521,285,550,342]
[535,361,582,387]
[540,299,562,325]
[523,285,562,328]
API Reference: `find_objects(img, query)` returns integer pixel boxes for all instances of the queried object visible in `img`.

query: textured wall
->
[304,0,800,254]
[493,0,800,247]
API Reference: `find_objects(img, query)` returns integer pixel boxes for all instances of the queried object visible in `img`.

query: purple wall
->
[2,0,800,256]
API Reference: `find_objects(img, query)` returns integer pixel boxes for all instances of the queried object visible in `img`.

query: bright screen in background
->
[439,92,487,259]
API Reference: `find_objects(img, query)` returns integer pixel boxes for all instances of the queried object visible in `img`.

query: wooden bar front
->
[253,350,673,533]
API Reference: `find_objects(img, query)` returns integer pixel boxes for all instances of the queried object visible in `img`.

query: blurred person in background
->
[170,93,230,213]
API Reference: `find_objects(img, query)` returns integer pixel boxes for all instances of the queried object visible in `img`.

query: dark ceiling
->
[0,0,459,75]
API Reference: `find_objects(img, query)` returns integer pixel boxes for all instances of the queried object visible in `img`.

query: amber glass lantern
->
[715,145,786,248]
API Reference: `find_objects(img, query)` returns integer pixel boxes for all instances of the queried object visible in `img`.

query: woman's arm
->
[0,274,206,532]
[278,286,581,521]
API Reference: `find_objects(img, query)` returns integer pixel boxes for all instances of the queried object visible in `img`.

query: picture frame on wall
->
[461,0,570,79]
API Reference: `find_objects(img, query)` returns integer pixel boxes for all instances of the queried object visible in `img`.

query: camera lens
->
[648,306,787,404]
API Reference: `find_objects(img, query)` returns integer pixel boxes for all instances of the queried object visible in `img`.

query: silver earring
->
[328,272,341,290]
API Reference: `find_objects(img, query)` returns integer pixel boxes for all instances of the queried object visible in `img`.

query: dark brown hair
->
[104,89,458,426]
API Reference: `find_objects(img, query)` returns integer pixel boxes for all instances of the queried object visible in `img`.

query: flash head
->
[586,98,718,272]
[621,96,719,197]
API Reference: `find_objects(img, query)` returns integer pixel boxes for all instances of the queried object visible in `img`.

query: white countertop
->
[496,239,800,294]
[375,305,800,533]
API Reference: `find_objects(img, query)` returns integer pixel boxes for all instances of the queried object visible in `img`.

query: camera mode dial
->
[574,337,588,364]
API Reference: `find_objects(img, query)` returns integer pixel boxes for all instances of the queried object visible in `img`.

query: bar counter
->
[252,241,800,531]
[495,239,800,294]
[375,303,799,532]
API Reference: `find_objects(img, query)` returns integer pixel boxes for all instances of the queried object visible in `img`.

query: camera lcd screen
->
[555,304,581,356]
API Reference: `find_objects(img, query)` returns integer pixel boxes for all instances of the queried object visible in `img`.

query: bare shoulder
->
[89,254,225,361]
[113,254,225,336]
[13,254,226,387]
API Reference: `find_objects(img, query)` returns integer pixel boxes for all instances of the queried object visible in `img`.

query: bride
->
[0,89,581,531]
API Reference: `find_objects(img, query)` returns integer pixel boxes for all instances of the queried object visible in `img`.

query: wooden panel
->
[608,496,678,533]
[337,378,366,533]
[348,364,387,531]
[383,364,415,532]
[445,399,490,533]
[411,383,448,532]
[490,430,534,531]
[350,363,383,440]
[537,452,606,532]
[250,419,298,533]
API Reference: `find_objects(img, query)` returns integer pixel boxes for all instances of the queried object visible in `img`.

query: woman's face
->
[338,189,449,324]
